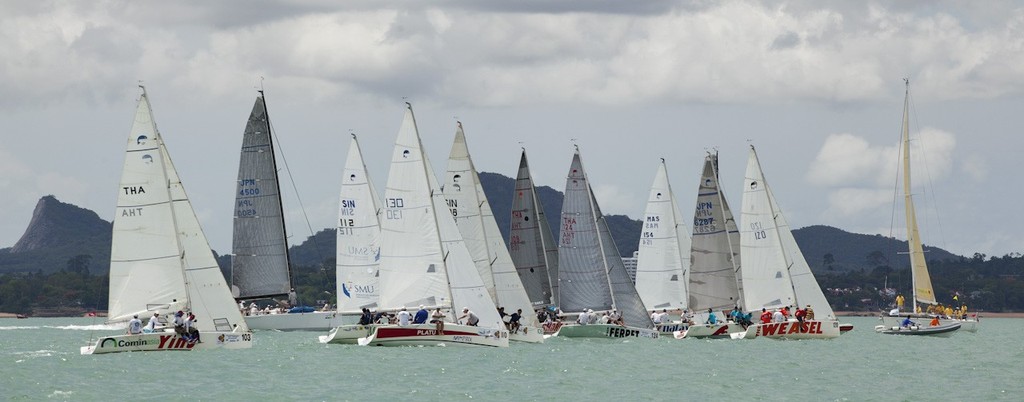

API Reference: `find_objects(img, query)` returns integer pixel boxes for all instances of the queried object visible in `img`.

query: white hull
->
[655,321,687,335]
[879,315,976,333]
[555,324,659,339]
[358,323,509,347]
[244,311,352,331]
[81,329,253,355]
[739,320,841,340]
[318,324,376,344]
[674,322,744,339]
[509,326,545,343]
[874,322,960,337]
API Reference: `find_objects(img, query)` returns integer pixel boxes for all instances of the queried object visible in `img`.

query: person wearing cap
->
[458,307,479,326]
[127,315,143,335]
[172,311,186,337]
[413,305,429,324]
[184,311,201,343]
[576,309,591,326]
[144,312,160,333]
[396,307,412,326]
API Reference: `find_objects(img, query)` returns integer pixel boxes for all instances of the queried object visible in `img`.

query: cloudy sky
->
[2,0,1022,259]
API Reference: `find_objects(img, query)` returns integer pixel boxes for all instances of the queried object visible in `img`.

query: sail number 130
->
[385,198,404,220]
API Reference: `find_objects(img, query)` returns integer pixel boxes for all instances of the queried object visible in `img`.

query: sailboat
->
[231,93,344,331]
[445,123,544,343]
[508,149,562,334]
[319,134,384,344]
[357,103,508,347]
[82,87,253,354]
[737,145,841,339]
[554,146,658,339]
[676,152,747,339]
[876,80,968,336]
[635,159,690,335]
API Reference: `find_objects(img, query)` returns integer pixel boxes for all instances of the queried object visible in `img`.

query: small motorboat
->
[874,322,960,337]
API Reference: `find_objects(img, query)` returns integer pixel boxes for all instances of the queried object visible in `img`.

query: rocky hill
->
[0,196,111,274]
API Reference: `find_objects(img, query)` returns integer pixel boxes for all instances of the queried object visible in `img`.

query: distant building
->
[622,251,639,283]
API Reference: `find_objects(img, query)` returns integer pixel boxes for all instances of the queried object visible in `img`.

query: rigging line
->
[889,84,906,294]
[907,89,949,253]
[266,116,326,266]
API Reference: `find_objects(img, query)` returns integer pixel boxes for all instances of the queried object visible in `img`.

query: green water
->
[2,317,1021,401]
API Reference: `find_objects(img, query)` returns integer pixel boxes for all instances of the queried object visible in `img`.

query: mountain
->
[3,176,965,276]
[0,196,111,274]
[793,225,961,272]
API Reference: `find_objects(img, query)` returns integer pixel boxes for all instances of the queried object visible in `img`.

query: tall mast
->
[751,145,799,308]
[901,78,936,311]
[260,90,295,293]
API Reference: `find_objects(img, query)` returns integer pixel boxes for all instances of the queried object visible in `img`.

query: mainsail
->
[557,147,653,329]
[900,82,936,307]
[688,152,743,312]
[446,124,541,329]
[335,134,383,311]
[509,150,559,307]
[230,94,292,300]
[109,88,247,332]
[377,104,504,331]
[740,146,834,319]
[635,159,690,310]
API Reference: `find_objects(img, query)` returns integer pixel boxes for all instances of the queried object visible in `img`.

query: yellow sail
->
[901,81,936,306]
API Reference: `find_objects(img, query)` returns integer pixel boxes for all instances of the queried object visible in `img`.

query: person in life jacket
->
[760,308,771,324]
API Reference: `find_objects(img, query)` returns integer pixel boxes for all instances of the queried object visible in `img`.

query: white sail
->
[377,105,451,310]
[445,124,540,329]
[109,89,247,332]
[108,92,189,323]
[378,104,504,332]
[688,153,743,312]
[335,134,383,311]
[740,146,834,320]
[444,125,495,302]
[230,95,292,300]
[635,159,690,310]
[508,150,559,306]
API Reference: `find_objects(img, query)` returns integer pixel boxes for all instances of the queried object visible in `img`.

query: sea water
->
[2,317,1021,401]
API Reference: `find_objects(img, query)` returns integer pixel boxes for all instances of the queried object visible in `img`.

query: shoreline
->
[835,311,1023,318]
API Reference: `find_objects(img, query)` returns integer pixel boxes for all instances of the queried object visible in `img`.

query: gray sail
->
[688,152,742,312]
[557,149,654,329]
[509,150,559,306]
[592,187,655,329]
[230,95,292,300]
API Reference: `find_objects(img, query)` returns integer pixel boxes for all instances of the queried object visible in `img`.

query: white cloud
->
[824,188,892,217]
[4,2,1024,108]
